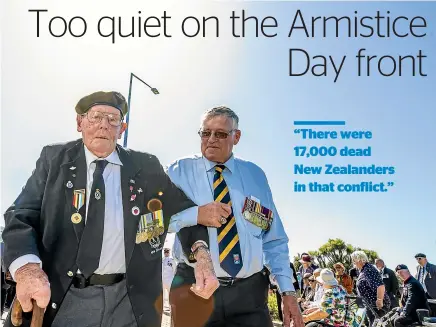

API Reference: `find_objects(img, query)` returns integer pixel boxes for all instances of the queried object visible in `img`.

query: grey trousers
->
[52,279,137,327]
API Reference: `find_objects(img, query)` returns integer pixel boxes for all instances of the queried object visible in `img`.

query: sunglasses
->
[198,129,236,140]
[416,257,424,261]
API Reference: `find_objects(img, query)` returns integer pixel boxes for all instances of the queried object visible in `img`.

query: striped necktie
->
[214,165,243,277]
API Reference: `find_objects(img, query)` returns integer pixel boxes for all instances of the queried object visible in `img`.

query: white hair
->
[200,106,239,130]
[351,251,369,264]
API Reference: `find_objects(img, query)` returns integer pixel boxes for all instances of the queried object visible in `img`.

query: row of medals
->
[244,211,269,230]
[136,224,165,244]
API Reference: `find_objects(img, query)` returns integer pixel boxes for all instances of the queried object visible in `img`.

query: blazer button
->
[67,271,74,277]
[52,303,57,309]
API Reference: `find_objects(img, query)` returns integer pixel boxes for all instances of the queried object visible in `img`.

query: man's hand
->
[15,263,50,312]
[198,202,231,228]
[191,247,219,299]
[282,294,304,327]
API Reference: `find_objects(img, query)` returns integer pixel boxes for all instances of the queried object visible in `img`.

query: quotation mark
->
[387,182,394,187]
[294,129,301,134]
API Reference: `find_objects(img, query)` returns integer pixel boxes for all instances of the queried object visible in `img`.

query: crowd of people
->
[269,252,436,327]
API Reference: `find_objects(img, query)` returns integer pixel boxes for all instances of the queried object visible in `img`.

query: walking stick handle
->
[11,298,45,327]
[11,298,23,326]
[30,300,44,327]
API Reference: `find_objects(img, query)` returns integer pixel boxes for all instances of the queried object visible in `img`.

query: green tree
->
[294,239,379,272]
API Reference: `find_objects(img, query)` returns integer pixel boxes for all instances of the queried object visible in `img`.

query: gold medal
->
[71,212,82,224]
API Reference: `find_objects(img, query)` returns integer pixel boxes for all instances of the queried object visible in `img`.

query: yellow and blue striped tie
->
[214,165,243,277]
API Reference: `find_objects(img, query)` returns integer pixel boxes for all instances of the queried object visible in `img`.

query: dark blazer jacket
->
[416,262,436,299]
[2,139,208,327]
[400,276,429,321]
[381,266,399,296]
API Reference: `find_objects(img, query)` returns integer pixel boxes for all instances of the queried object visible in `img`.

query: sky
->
[1,0,435,272]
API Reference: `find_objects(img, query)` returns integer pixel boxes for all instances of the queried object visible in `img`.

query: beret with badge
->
[75,91,128,117]
[395,264,408,272]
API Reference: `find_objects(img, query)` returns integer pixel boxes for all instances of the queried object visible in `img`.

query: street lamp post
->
[123,73,159,147]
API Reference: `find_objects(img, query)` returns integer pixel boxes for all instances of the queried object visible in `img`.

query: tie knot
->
[94,160,108,174]
[215,165,226,174]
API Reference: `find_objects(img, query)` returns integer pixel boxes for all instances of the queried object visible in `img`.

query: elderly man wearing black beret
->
[394,264,429,327]
[415,253,436,315]
[2,91,222,327]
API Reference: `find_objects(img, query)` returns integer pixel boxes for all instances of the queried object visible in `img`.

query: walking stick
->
[10,298,44,327]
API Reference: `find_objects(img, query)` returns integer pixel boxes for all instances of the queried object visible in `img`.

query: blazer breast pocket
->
[139,236,164,261]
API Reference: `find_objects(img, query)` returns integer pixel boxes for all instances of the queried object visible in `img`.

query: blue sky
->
[1,1,435,272]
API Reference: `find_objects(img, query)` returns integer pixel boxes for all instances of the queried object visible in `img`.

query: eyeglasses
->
[198,129,236,140]
[416,257,423,261]
[83,111,123,127]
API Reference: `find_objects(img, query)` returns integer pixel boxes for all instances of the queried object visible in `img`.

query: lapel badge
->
[147,198,163,212]
[70,166,76,170]
[149,237,161,249]
[132,206,140,216]
[66,181,73,188]
[138,188,143,193]
[71,212,82,224]
[130,179,135,184]
[130,194,136,201]
[95,189,102,200]
[129,186,133,192]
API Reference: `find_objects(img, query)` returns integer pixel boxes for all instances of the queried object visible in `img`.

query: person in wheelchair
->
[302,269,360,327]
[389,264,430,327]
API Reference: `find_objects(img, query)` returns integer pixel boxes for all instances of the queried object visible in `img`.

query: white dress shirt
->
[9,145,126,278]
[162,257,176,286]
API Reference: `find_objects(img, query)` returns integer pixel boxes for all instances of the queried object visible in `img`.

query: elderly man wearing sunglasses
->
[166,106,303,327]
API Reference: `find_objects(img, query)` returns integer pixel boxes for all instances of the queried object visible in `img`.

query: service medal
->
[71,212,82,224]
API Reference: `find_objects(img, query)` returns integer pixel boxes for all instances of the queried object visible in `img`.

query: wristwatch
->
[281,291,298,298]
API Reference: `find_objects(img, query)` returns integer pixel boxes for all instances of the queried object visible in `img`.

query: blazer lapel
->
[118,146,143,267]
[61,141,87,243]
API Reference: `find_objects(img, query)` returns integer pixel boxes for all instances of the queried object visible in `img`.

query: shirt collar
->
[84,144,123,168]
[203,154,235,173]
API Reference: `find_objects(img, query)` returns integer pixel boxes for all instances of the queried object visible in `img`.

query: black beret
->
[75,91,128,116]
[395,264,408,272]
[415,253,426,258]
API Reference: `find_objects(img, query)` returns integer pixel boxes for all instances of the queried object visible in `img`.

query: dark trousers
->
[365,305,389,325]
[426,293,436,316]
[393,315,415,327]
[276,292,283,322]
[170,263,273,327]
[388,293,399,308]
[1,271,5,315]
